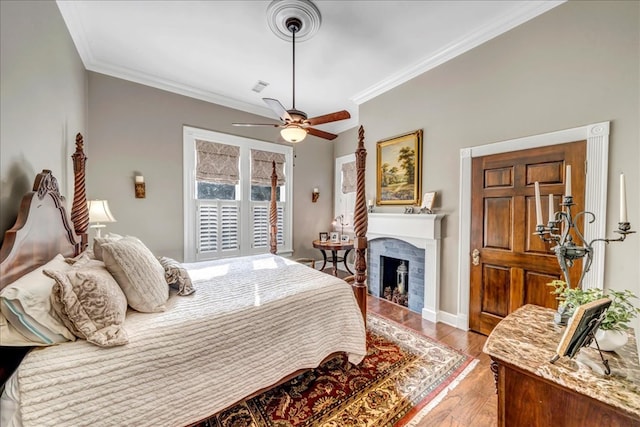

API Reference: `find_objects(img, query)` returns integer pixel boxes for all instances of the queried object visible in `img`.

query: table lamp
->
[87,199,116,238]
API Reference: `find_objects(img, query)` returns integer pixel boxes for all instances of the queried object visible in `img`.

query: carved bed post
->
[353,126,368,324]
[70,133,89,252]
[270,160,278,255]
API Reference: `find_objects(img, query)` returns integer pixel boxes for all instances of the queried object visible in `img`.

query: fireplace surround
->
[368,213,444,322]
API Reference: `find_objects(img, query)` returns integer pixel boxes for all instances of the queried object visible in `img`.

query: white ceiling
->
[57,0,563,136]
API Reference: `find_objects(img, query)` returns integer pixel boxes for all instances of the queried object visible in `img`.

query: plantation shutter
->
[197,202,218,254]
[197,200,240,257]
[251,150,286,186]
[341,161,356,194]
[196,140,240,184]
[252,203,284,248]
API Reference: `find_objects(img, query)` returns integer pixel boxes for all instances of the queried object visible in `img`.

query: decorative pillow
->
[101,236,168,312]
[157,257,195,296]
[0,254,76,345]
[44,265,129,347]
[93,233,123,261]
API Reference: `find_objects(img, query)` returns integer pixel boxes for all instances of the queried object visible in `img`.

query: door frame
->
[457,121,610,330]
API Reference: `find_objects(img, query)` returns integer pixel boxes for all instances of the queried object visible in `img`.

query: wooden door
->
[469,141,586,335]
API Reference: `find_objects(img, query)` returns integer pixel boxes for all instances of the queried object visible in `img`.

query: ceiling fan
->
[233,17,350,143]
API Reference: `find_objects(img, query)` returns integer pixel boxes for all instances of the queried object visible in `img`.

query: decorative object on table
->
[340,234,350,243]
[534,168,635,371]
[87,200,117,238]
[134,175,146,198]
[550,297,612,374]
[533,169,634,291]
[332,213,345,236]
[548,279,639,347]
[319,231,329,242]
[404,206,414,214]
[376,129,422,205]
[312,187,319,202]
[420,191,436,214]
[330,231,340,243]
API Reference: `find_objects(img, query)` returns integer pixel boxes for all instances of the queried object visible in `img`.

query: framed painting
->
[376,129,423,205]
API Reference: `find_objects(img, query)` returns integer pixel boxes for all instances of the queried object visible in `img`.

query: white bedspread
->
[13,254,367,427]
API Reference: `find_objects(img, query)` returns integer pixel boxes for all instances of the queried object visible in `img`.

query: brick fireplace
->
[367,213,443,322]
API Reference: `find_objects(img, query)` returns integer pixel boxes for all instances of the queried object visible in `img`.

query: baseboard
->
[422,309,467,331]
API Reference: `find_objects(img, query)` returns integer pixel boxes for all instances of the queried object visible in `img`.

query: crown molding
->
[350,1,565,105]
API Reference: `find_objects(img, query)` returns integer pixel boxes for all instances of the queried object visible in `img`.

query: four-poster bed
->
[0,128,370,426]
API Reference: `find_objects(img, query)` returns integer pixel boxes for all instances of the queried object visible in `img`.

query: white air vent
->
[252,80,269,93]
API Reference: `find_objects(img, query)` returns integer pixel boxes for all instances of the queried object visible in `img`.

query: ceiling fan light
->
[280,126,307,143]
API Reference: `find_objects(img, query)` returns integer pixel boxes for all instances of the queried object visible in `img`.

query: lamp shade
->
[280,125,307,143]
[87,200,116,224]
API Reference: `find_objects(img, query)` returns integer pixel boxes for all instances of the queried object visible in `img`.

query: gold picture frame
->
[376,129,423,205]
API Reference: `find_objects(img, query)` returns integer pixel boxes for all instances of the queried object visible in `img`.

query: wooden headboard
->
[0,133,88,290]
[0,170,80,289]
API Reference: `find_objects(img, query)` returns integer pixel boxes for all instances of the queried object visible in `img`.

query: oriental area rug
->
[196,314,478,427]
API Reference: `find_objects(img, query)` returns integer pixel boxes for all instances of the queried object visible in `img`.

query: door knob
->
[472,249,480,266]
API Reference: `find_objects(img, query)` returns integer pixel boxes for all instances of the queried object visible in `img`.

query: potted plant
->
[548,280,640,350]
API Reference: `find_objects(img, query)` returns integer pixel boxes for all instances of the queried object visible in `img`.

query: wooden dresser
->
[483,304,640,427]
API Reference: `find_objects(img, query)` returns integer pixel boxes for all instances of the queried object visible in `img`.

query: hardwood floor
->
[367,295,498,427]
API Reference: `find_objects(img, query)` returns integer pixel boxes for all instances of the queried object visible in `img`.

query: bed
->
[0,128,371,426]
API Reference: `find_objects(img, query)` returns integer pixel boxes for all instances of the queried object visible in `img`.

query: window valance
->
[251,149,286,186]
[195,140,240,185]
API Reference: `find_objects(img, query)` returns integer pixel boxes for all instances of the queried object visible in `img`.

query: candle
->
[620,173,627,223]
[367,199,373,206]
[548,194,554,223]
[313,187,319,193]
[135,175,144,183]
[565,165,572,197]
[534,181,543,226]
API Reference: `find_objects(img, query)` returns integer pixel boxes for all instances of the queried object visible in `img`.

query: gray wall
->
[336,1,640,317]
[87,73,335,260]
[0,0,87,235]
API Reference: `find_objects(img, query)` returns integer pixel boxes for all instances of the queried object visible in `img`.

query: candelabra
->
[534,177,634,290]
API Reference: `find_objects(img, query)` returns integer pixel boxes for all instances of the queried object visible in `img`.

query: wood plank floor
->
[367,295,498,427]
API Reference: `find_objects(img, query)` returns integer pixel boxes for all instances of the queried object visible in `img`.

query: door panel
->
[485,198,512,249]
[470,140,586,335]
[481,265,511,317]
[524,271,561,307]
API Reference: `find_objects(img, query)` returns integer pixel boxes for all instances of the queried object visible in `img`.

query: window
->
[183,126,293,262]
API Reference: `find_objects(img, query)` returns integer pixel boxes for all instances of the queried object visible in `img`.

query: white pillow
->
[0,254,76,344]
[101,236,168,313]
[0,311,49,346]
[93,233,123,261]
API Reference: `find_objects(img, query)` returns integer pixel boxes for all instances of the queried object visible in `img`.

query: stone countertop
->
[483,304,640,419]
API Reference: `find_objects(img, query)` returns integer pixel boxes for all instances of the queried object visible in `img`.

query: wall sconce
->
[312,187,319,203]
[135,175,146,198]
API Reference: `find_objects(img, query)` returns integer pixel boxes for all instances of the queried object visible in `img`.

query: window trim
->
[183,126,293,262]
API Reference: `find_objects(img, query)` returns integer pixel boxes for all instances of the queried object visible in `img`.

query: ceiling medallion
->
[266,0,321,42]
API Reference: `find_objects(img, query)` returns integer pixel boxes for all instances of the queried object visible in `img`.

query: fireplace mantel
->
[368,213,444,323]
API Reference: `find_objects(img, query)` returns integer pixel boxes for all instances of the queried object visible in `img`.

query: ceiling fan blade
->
[306,110,351,126]
[263,98,292,122]
[307,127,338,141]
[232,123,281,127]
